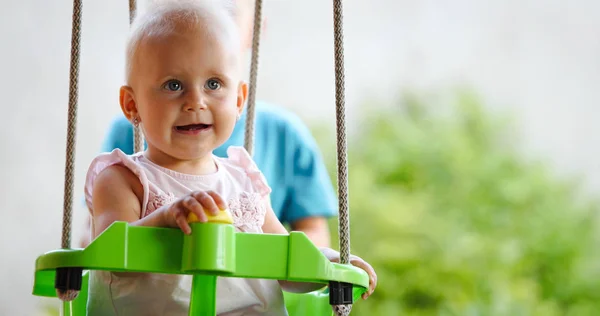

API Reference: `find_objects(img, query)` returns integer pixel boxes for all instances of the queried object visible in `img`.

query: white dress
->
[83,147,288,315]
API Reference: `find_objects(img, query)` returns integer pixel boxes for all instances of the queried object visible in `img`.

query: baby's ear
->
[119,85,138,122]
[237,81,248,114]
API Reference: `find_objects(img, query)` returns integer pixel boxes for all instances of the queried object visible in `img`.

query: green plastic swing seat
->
[32,222,368,315]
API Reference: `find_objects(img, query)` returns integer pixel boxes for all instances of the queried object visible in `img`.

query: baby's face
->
[130,26,243,161]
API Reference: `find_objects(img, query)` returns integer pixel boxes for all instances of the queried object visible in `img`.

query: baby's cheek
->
[144,117,171,145]
[214,113,237,139]
[215,116,236,135]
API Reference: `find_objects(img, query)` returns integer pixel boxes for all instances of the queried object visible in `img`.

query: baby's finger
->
[361,273,377,300]
[186,196,208,223]
[350,257,374,277]
[183,196,204,218]
[360,278,376,299]
[350,257,377,299]
[167,202,185,225]
[174,209,192,235]
[193,191,220,216]
[205,190,228,210]
[367,271,377,298]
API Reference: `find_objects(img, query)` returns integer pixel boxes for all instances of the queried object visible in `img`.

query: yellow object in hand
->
[187,208,234,224]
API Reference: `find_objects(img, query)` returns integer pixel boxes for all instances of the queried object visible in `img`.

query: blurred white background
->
[2,0,600,314]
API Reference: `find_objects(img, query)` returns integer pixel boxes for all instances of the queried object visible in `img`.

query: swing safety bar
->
[32,222,368,315]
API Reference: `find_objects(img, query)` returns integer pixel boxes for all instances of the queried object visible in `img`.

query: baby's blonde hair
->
[125,0,241,84]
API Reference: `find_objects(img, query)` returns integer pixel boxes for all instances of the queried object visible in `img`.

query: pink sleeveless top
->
[83,146,287,316]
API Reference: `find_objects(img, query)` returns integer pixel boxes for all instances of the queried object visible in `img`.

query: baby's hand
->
[344,254,377,300]
[321,248,378,300]
[159,190,227,234]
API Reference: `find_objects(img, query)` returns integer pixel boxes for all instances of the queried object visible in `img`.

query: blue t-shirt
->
[100,101,337,224]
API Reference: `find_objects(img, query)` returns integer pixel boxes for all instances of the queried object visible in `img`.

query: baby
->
[84,0,376,314]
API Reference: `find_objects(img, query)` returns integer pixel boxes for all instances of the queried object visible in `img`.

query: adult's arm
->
[282,114,338,248]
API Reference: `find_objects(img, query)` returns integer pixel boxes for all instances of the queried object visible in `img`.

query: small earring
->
[236,114,241,121]
[133,117,139,127]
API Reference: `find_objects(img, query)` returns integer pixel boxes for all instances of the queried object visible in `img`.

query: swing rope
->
[332,0,350,267]
[243,0,263,156]
[129,0,136,24]
[331,0,352,314]
[129,0,144,153]
[61,0,83,250]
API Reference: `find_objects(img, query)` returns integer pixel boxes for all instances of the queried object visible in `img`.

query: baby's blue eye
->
[205,79,221,90]
[164,80,182,91]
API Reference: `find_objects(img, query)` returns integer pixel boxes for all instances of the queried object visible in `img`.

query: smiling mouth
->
[175,124,212,132]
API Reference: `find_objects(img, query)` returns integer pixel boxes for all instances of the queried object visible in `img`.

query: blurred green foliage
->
[317,91,600,316]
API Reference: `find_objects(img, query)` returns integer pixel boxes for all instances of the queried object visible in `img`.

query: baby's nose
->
[184,91,207,111]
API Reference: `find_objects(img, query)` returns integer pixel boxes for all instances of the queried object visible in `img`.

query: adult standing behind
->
[79,0,337,247]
